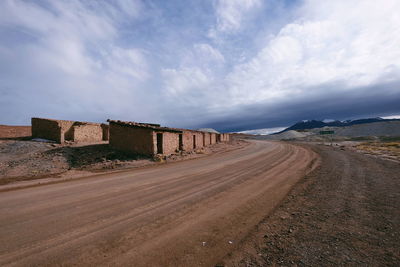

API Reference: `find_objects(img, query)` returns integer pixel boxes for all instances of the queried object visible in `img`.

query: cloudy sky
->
[1,0,399,132]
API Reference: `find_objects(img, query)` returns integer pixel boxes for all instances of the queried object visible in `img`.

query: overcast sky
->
[1,0,399,132]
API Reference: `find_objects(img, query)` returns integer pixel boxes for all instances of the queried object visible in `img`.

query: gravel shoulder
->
[222,143,400,266]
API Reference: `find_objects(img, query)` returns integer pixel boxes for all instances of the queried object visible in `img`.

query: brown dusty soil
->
[0,139,247,186]
[0,140,317,266]
[222,143,400,266]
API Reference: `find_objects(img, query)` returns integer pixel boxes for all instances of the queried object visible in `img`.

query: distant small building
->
[31,117,108,143]
[218,133,230,142]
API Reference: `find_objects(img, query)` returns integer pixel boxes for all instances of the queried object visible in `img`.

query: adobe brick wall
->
[218,133,230,142]
[59,120,75,141]
[109,123,154,155]
[153,131,179,156]
[101,124,109,141]
[210,133,217,144]
[31,118,63,143]
[193,131,204,149]
[182,131,195,151]
[73,124,103,143]
[0,125,31,139]
[202,132,211,146]
[32,117,107,143]
[182,130,204,151]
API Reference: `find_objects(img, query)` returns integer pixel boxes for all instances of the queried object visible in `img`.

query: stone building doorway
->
[179,134,183,150]
[193,135,196,149]
[157,133,163,154]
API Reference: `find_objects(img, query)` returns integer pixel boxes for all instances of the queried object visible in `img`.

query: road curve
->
[0,140,318,266]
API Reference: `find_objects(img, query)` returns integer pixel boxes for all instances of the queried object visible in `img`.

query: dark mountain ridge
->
[280,117,400,133]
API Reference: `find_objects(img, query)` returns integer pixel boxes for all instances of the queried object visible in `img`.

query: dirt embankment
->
[223,144,400,266]
[0,138,247,186]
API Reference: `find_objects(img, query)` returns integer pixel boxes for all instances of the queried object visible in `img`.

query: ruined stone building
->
[108,120,182,156]
[31,117,229,155]
[32,118,109,143]
[218,133,230,142]
[108,120,230,156]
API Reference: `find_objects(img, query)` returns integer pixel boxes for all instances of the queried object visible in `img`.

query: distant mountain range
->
[280,117,400,133]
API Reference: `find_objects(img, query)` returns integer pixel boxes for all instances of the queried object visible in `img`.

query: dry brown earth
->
[0,140,317,266]
[0,139,247,186]
[223,144,400,266]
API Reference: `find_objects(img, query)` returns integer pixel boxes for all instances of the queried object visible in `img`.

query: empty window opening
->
[157,133,163,154]
[202,134,205,146]
[210,135,212,144]
[179,134,183,150]
[193,135,196,149]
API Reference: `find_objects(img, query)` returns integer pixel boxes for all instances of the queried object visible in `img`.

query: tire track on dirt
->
[0,141,317,266]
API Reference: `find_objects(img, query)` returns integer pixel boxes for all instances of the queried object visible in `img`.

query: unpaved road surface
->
[224,144,400,266]
[0,141,317,266]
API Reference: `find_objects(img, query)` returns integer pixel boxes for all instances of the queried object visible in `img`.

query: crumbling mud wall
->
[218,133,230,142]
[32,118,107,143]
[210,133,217,144]
[193,131,204,149]
[31,118,62,143]
[182,131,195,151]
[73,124,103,143]
[101,124,109,141]
[182,131,204,151]
[59,120,75,141]
[153,131,180,156]
[107,120,227,156]
[109,123,154,155]
[202,132,211,146]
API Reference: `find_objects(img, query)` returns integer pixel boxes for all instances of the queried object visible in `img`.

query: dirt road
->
[0,141,317,266]
[224,144,400,266]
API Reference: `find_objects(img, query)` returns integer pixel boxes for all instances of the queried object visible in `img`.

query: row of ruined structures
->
[31,118,230,156]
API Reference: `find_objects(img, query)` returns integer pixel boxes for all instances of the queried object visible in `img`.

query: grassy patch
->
[356,141,400,160]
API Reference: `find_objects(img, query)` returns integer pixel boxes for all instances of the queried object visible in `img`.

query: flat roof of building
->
[108,120,183,133]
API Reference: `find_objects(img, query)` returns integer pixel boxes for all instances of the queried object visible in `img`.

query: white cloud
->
[162,43,224,99]
[239,127,287,135]
[210,0,261,35]
[382,115,400,119]
[0,0,157,123]
[193,43,225,64]
[1,0,399,130]
[224,0,400,106]
[162,67,211,96]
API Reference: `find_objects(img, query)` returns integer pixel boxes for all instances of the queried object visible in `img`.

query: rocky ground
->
[222,144,400,266]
